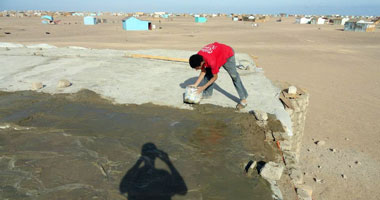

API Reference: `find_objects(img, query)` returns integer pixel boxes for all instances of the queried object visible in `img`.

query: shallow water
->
[0,90,275,199]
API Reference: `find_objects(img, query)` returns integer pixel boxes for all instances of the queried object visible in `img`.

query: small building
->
[254,16,269,23]
[330,18,349,25]
[242,15,255,21]
[372,17,380,24]
[161,14,169,18]
[122,17,151,31]
[344,20,375,32]
[344,20,357,31]
[41,15,53,24]
[84,16,97,25]
[310,17,325,25]
[195,17,207,23]
[296,17,311,24]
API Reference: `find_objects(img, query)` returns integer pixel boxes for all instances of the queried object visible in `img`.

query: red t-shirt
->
[198,42,234,74]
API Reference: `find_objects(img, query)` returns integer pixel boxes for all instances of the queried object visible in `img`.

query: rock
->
[296,185,313,200]
[341,174,347,179]
[315,140,325,146]
[260,162,284,181]
[329,148,336,152]
[31,82,43,90]
[289,168,303,185]
[355,161,361,165]
[313,177,323,184]
[288,86,297,94]
[268,180,283,200]
[251,110,268,121]
[317,165,322,169]
[279,140,292,151]
[57,79,72,88]
[243,160,257,177]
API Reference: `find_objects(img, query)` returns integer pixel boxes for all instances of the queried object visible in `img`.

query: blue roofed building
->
[195,17,207,23]
[84,16,97,25]
[122,17,152,31]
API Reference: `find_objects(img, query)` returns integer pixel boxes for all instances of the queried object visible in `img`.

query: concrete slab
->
[0,43,292,136]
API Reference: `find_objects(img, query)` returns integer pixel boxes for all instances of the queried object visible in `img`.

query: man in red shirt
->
[189,42,248,109]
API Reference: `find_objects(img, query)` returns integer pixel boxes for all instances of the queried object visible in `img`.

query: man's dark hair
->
[189,54,203,68]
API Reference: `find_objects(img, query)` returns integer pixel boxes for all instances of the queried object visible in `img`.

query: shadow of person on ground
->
[119,143,187,200]
[180,77,240,103]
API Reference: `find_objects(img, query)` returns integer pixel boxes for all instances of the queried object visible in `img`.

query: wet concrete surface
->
[0,90,277,199]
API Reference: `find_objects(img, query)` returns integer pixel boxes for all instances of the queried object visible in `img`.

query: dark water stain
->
[0,90,276,199]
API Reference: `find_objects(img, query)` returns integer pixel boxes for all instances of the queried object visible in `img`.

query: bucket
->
[184,86,202,104]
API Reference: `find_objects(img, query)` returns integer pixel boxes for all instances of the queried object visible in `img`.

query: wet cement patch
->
[0,90,277,199]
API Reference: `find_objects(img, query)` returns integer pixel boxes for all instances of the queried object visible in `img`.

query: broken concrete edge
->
[252,82,311,200]
[1,42,301,198]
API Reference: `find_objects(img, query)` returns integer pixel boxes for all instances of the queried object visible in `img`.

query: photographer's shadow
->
[120,143,187,200]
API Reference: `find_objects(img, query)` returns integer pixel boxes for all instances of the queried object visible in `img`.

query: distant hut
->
[330,18,349,25]
[195,17,207,23]
[372,17,380,24]
[344,20,375,32]
[243,16,255,22]
[310,17,325,24]
[354,20,376,32]
[295,17,311,24]
[41,15,53,24]
[122,17,152,31]
[84,16,97,25]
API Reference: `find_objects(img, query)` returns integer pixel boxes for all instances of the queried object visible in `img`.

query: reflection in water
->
[120,143,187,200]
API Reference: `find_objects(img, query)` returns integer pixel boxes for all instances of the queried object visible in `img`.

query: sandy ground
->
[1,15,380,200]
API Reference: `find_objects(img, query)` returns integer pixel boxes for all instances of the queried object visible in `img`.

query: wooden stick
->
[126,54,188,63]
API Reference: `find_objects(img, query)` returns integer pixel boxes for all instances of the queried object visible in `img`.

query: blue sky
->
[1,0,379,16]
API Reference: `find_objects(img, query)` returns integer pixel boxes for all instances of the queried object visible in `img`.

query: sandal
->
[236,102,248,110]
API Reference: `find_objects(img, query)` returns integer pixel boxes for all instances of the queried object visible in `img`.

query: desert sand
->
[1,15,380,200]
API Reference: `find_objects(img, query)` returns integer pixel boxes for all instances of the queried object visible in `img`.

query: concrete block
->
[252,110,268,121]
[58,79,72,88]
[289,168,304,185]
[288,86,297,94]
[296,185,313,200]
[260,162,284,181]
[31,82,43,90]
[279,140,292,151]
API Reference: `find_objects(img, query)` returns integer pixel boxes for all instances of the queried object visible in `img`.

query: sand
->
[1,15,380,200]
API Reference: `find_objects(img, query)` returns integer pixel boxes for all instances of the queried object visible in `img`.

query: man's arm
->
[192,68,206,87]
[197,73,218,94]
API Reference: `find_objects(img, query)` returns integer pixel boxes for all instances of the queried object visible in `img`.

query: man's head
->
[189,54,204,70]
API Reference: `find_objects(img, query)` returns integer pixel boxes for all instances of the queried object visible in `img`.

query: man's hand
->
[196,86,204,94]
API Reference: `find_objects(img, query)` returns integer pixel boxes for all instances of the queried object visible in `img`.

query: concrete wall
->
[260,84,311,200]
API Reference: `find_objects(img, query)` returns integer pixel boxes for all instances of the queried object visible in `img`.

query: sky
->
[1,0,379,16]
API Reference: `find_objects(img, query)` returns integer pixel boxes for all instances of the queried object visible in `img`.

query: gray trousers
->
[202,55,248,100]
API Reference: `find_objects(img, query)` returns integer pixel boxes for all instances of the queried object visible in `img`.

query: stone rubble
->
[31,82,43,90]
[57,79,72,88]
[315,140,326,146]
[260,161,284,181]
[296,185,313,200]
[252,110,268,121]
